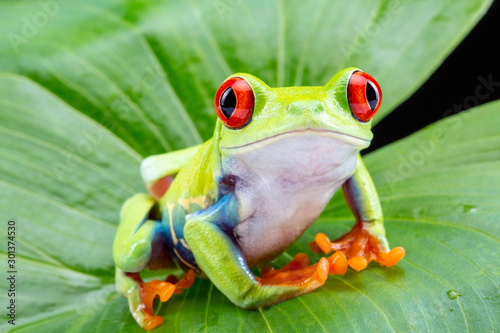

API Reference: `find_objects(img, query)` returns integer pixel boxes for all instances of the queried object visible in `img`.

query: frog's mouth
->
[221,129,370,151]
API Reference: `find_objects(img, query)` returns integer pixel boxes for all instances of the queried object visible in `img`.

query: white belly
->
[220,130,362,267]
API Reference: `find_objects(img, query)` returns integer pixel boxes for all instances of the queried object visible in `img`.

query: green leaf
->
[2,77,499,331]
[0,0,492,142]
[0,0,497,332]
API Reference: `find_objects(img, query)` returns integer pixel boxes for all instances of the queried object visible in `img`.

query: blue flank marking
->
[162,204,198,270]
[160,191,240,271]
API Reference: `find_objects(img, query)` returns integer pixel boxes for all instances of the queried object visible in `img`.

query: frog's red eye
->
[215,77,254,129]
[347,71,382,122]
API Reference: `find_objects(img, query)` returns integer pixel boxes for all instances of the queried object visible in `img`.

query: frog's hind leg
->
[310,155,405,272]
[113,193,195,330]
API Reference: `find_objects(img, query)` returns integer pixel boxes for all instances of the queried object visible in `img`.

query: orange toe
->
[142,313,164,331]
[174,269,195,294]
[158,284,176,302]
[141,280,175,313]
[327,252,348,275]
[315,257,329,284]
[348,256,368,272]
[380,247,405,267]
[315,233,333,254]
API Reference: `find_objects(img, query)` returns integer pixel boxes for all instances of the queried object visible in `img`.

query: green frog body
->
[113,68,405,329]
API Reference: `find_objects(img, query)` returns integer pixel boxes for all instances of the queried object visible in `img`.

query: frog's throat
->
[221,129,370,151]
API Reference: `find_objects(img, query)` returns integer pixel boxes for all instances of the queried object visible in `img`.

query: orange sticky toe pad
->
[347,256,368,272]
[378,247,405,267]
[327,252,348,275]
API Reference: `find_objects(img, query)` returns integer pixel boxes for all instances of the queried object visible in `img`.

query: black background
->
[366,0,500,153]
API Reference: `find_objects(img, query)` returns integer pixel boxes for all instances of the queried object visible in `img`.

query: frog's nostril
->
[287,103,302,115]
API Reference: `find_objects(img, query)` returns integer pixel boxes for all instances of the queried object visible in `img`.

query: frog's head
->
[214,68,382,151]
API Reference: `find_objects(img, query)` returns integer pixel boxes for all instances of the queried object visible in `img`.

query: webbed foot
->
[138,278,175,330]
[310,221,405,272]
[127,269,196,330]
[258,252,348,293]
[258,254,329,292]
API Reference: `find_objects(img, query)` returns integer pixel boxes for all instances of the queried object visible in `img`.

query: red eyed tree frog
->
[113,68,405,330]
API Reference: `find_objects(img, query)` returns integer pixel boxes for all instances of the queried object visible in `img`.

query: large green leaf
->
[1,78,499,332]
[0,0,497,332]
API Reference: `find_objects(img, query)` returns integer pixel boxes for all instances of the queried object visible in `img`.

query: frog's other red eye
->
[215,77,255,129]
[347,71,382,122]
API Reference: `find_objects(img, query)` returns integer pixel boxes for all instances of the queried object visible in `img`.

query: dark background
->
[366,0,500,153]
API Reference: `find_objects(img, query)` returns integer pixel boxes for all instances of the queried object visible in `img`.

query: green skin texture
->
[113,67,390,325]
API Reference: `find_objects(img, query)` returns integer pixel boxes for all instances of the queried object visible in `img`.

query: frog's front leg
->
[113,194,195,330]
[311,154,405,272]
[184,193,346,309]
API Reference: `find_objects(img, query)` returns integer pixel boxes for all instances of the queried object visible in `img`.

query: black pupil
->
[366,80,379,111]
[220,87,236,119]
